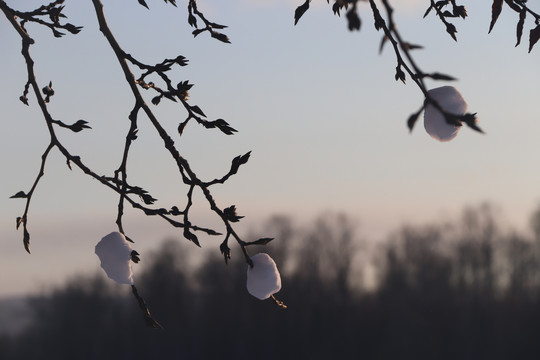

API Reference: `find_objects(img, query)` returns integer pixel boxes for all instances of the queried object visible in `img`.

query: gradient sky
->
[1,0,539,297]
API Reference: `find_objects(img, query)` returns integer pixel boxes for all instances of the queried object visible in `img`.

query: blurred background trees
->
[3,205,540,359]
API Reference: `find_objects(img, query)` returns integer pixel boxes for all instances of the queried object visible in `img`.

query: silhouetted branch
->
[294,0,491,133]
[13,142,55,254]
[424,0,466,41]
[2,0,263,262]
[131,285,163,329]
[374,0,481,132]
[2,0,278,327]
[424,0,540,52]
[90,0,256,266]
[188,0,230,43]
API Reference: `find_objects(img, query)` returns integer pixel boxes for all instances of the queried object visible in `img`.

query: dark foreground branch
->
[3,0,280,327]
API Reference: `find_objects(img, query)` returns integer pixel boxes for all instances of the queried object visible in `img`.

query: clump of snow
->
[95,232,134,285]
[424,86,468,142]
[247,253,282,300]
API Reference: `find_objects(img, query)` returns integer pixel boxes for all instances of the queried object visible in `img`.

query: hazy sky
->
[1,0,539,297]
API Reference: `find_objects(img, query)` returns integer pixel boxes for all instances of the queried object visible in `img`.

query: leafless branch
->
[2,0,277,326]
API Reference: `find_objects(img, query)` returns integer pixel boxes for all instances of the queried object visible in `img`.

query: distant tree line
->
[2,205,540,359]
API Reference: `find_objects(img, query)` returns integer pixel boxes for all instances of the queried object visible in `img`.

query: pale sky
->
[1,0,539,297]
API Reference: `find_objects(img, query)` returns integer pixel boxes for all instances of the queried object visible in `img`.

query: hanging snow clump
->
[95,231,134,285]
[424,86,468,142]
[247,253,282,300]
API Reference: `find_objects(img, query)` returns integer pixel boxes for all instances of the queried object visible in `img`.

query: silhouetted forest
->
[3,205,540,359]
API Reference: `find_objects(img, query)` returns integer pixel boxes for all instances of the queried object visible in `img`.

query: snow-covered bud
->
[247,253,282,300]
[424,86,468,142]
[95,232,134,285]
